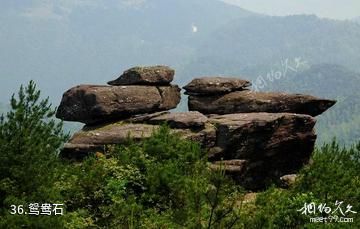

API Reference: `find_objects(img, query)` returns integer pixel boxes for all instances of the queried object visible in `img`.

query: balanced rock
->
[189,91,336,116]
[183,77,251,95]
[208,112,316,189]
[56,85,181,124]
[108,65,174,85]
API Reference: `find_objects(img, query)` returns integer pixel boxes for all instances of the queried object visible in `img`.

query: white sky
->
[222,0,360,20]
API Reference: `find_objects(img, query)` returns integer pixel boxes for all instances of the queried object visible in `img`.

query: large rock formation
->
[57,69,336,190]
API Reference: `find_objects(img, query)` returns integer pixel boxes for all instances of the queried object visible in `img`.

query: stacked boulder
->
[56,69,336,190]
[57,66,214,160]
[185,77,335,116]
[56,66,180,125]
[184,77,335,189]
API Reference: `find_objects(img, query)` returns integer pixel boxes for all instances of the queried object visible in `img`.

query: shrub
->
[239,140,360,228]
[59,126,243,228]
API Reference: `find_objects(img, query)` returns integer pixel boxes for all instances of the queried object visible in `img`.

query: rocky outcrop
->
[56,85,180,124]
[208,113,316,189]
[108,65,174,85]
[188,90,336,117]
[57,68,336,190]
[63,121,217,158]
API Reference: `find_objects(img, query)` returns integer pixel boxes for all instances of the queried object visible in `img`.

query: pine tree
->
[0,80,68,208]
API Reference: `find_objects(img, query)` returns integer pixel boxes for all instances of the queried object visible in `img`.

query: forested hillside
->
[182,15,360,80]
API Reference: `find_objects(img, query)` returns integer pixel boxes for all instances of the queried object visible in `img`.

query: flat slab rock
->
[125,111,170,123]
[146,111,208,129]
[108,65,174,86]
[189,90,336,116]
[56,85,180,124]
[62,122,217,159]
[70,123,159,145]
[183,77,251,95]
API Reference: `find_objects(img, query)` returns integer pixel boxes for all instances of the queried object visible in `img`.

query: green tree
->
[0,81,68,228]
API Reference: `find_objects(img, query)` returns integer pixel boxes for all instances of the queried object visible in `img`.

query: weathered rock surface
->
[56,85,181,124]
[189,91,336,117]
[172,123,217,149]
[61,122,217,159]
[147,111,208,129]
[71,123,159,145]
[125,111,170,123]
[208,113,316,189]
[108,66,174,85]
[183,77,251,95]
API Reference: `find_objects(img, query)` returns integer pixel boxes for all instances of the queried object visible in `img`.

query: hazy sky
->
[222,0,360,20]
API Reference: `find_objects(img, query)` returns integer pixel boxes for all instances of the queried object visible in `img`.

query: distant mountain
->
[267,63,360,97]
[0,0,254,104]
[182,15,360,82]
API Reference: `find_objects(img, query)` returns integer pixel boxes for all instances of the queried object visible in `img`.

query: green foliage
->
[239,140,360,228]
[58,126,243,228]
[0,81,69,227]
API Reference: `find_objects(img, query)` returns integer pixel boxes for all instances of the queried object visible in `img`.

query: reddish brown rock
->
[70,123,159,145]
[172,123,217,149]
[61,122,217,159]
[189,91,336,117]
[209,113,316,189]
[56,85,181,124]
[125,111,170,123]
[147,111,208,129]
[108,65,174,85]
[183,77,251,95]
